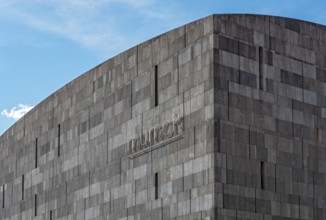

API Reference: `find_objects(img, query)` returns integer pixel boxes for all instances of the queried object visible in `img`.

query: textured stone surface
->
[214,14,326,220]
[0,14,326,219]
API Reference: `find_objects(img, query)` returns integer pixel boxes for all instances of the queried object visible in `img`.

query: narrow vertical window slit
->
[58,124,61,157]
[2,184,4,208]
[315,128,320,144]
[35,194,37,216]
[155,65,158,107]
[238,41,240,84]
[254,189,257,212]
[275,165,277,192]
[154,172,159,199]
[259,47,263,90]
[261,161,265,190]
[22,175,24,200]
[35,138,38,168]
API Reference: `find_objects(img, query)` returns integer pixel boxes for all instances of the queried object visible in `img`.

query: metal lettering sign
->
[128,114,183,158]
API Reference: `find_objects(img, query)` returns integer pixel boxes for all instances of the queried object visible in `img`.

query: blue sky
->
[0,0,325,135]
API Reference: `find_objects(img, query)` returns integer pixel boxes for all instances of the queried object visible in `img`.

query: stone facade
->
[0,14,325,219]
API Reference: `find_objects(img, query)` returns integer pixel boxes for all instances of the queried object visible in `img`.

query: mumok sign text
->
[128,114,183,158]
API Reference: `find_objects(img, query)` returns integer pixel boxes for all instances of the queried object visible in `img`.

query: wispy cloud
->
[1,104,34,121]
[0,0,177,54]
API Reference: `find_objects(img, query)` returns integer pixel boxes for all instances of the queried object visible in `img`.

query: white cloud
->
[1,104,34,121]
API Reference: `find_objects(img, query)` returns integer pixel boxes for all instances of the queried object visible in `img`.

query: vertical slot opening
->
[58,124,61,157]
[154,65,158,107]
[261,161,265,190]
[154,172,159,199]
[35,138,38,168]
[259,47,263,90]
[315,128,320,144]
[2,185,4,208]
[35,194,37,216]
[22,175,24,200]
[50,210,53,220]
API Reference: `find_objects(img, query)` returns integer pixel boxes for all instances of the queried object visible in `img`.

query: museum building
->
[0,14,326,219]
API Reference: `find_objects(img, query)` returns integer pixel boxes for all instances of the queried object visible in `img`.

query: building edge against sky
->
[0,14,326,219]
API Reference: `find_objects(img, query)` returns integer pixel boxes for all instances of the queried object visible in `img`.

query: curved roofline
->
[1,13,326,137]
